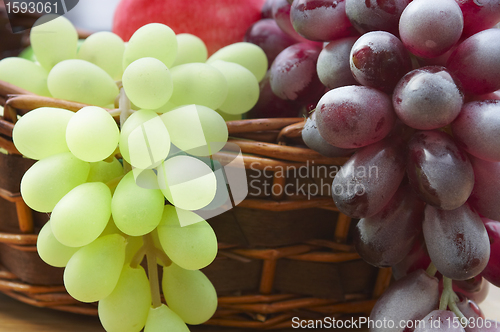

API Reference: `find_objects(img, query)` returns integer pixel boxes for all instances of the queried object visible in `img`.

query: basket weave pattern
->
[0,81,392,329]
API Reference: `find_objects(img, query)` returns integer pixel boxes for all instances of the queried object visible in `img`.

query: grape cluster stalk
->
[243,0,500,329]
[3,15,269,332]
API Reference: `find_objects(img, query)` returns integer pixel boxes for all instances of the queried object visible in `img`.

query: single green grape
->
[0,57,50,96]
[169,63,228,110]
[122,23,177,69]
[144,304,190,332]
[122,57,173,113]
[20,152,90,212]
[157,205,218,270]
[13,107,73,160]
[50,182,112,247]
[160,104,228,156]
[207,42,268,82]
[47,59,119,107]
[119,110,158,165]
[98,265,151,332]
[172,33,208,66]
[126,116,171,170]
[37,221,80,268]
[119,110,171,169]
[162,263,218,325]
[30,14,77,71]
[64,234,126,303]
[210,60,259,115]
[111,171,164,236]
[157,155,217,211]
[77,31,125,80]
[66,106,120,162]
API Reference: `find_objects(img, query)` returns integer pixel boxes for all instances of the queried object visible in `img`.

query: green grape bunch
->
[5,14,268,332]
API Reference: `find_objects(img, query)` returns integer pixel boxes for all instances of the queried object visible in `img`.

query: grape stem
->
[143,232,162,308]
[154,247,172,267]
[439,276,467,325]
[130,245,146,269]
[118,87,133,128]
[426,262,438,277]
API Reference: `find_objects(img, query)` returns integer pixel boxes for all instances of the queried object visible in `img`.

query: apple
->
[113,0,266,55]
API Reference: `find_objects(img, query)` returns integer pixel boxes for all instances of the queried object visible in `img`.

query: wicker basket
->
[0,80,392,329]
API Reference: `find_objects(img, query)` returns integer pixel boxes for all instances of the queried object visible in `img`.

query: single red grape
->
[315,85,396,148]
[350,31,412,93]
[399,0,464,58]
[393,66,464,130]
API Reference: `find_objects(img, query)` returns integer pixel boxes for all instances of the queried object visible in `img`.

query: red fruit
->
[113,0,266,55]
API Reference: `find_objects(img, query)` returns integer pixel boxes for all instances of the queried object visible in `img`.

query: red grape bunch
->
[244,0,500,329]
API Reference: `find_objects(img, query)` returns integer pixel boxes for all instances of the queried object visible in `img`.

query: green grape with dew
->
[157,205,218,270]
[169,63,228,110]
[122,23,177,69]
[50,182,112,247]
[162,263,218,325]
[0,57,50,96]
[13,107,73,160]
[207,42,268,82]
[37,221,80,268]
[20,152,90,212]
[48,59,119,107]
[161,104,228,156]
[87,158,123,183]
[210,60,259,115]
[144,304,190,332]
[77,31,125,80]
[111,171,164,236]
[157,155,217,210]
[64,234,126,303]
[98,265,151,332]
[172,33,208,66]
[122,57,173,113]
[30,14,77,71]
[66,106,120,162]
